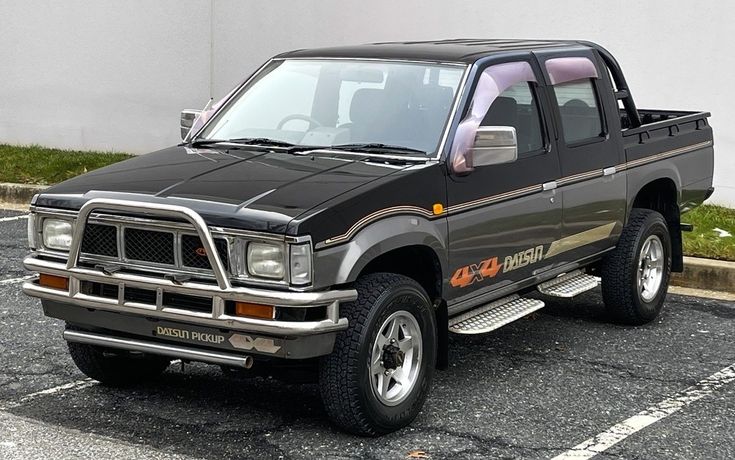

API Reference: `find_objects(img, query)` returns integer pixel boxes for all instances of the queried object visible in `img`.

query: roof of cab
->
[278,39,588,64]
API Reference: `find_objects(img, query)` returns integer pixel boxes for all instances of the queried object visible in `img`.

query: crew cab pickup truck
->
[23,39,714,435]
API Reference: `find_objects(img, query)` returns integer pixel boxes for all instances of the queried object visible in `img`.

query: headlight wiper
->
[328,143,426,155]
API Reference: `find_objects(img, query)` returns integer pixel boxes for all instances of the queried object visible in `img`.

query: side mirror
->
[180,109,202,141]
[469,126,518,168]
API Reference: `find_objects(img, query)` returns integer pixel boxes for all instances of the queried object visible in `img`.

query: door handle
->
[603,166,616,176]
[542,181,557,191]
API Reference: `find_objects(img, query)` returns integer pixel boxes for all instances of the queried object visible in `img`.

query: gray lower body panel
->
[43,300,337,360]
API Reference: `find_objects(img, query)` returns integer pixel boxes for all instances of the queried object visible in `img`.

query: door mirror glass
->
[468,126,518,168]
[180,109,202,140]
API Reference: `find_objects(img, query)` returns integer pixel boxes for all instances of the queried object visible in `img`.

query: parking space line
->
[552,362,735,460]
[0,379,96,411]
[0,275,35,286]
[0,214,28,223]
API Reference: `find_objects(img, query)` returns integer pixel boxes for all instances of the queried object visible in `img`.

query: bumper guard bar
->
[23,198,357,336]
[64,329,254,368]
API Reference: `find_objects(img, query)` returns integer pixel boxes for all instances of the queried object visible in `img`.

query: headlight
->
[247,242,285,279]
[42,218,73,251]
[289,243,312,285]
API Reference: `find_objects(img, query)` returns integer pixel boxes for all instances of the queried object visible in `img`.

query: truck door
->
[533,50,626,267]
[446,58,562,305]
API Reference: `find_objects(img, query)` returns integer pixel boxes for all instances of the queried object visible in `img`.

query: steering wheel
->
[276,114,322,130]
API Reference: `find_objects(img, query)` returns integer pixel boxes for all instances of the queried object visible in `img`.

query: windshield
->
[198,59,466,155]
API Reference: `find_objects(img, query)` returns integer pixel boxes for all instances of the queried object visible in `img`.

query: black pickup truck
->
[23,39,714,435]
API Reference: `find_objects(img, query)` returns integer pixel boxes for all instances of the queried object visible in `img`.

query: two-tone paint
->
[26,39,714,357]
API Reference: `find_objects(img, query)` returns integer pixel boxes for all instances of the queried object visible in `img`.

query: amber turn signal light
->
[234,302,275,320]
[39,273,69,290]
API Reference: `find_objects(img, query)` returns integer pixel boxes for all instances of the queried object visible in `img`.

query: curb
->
[0,182,47,206]
[671,256,735,294]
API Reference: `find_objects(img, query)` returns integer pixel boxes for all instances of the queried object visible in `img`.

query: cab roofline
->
[276,38,589,64]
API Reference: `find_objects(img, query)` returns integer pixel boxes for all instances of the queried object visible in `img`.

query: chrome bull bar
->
[67,198,232,289]
[24,198,357,336]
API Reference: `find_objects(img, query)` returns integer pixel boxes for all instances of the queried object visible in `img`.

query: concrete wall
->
[1,0,733,204]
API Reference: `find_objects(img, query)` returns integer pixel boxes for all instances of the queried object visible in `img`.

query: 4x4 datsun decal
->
[450,245,544,288]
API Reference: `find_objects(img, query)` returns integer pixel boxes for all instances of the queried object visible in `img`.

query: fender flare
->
[626,165,682,219]
[314,214,448,286]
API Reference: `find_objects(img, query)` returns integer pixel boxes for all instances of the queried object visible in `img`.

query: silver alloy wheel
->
[637,235,665,302]
[370,310,423,407]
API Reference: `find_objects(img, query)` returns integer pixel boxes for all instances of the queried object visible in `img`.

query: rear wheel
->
[67,326,171,386]
[319,273,437,436]
[601,209,672,325]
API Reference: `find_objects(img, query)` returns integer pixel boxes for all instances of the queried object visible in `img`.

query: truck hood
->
[36,145,411,233]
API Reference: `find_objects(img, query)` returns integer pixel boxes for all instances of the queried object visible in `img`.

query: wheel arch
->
[313,214,449,369]
[629,176,683,271]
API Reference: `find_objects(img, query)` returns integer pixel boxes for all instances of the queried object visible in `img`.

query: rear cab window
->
[552,79,604,144]
[544,57,606,146]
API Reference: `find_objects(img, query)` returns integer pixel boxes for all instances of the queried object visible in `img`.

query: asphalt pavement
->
[1,208,733,459]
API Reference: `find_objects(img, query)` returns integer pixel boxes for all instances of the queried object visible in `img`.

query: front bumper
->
[44,300,340,360]
[24,256,355,338]
[23,197,357,360]
[24,255,355,359]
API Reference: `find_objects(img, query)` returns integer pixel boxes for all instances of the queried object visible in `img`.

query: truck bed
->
[620,108,712,155]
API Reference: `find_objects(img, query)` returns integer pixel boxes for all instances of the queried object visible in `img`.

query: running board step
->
[537,270,600,298]
[449,295,545,335]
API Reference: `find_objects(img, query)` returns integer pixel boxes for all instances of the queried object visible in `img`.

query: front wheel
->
[601,208,672,325]
[319,273,437,436]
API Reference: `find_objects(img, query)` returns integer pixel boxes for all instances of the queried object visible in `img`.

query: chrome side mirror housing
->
[180,109,202,141]
[469,126,518,168]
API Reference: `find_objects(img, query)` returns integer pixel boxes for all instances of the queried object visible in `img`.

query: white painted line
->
[0,214,28,223]
[0,379,96,410]
[552,363,735,460]
[0,411,199,459]
[0,275,35,286]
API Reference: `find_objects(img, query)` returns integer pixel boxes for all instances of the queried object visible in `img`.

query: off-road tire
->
[67,327,171,386]
[319,273,437,436]
[601,208,672,325]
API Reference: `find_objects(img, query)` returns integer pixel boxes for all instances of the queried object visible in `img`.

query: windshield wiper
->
[327,143,426,155]
[190,137,297,148]
[188,139,426,156]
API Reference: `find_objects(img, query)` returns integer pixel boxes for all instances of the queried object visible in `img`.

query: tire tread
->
[319,273,433,436]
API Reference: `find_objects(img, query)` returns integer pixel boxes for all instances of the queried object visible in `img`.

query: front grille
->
[124,228,175,265]
[78,218,231,276]
[181,234,229,270]
[81,224,118,257]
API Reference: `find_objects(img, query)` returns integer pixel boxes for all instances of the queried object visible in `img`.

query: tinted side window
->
[552,79,603,143]
[481,82,543,155]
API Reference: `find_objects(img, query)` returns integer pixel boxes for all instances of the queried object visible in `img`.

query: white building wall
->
[1,0,733,204]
